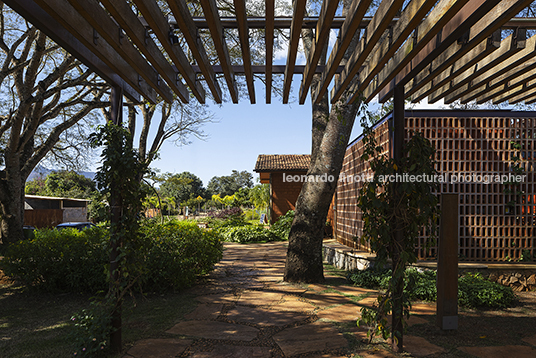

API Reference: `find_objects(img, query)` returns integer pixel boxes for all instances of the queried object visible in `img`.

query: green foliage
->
[248,183,270,212]
[70,296,114,357]
[356,102,440,341]
[25,170,96,199]
[348,268,516,309]
[270,210,295,240]
[207,170,253,197]
[458,273,516,309]
[220,225,280,244]
[1,227,108,292]
[139,220,223,291]
[1,222,223,293]
[88,191,108,223]
[159,171,206,207]
[243,208,261,221]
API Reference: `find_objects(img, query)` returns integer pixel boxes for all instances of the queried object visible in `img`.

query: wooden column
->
[436,193,459,330]
[109,85,123,353]
[391,84,405,353]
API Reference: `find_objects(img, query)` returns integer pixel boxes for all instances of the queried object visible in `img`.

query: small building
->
[24,195,90,228]
[254,154,310,223]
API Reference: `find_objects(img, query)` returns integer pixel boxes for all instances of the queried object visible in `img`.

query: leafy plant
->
[348,268,516,309]
[356,103,440,343]
[270,210,295,240]
[1,227,109,292]
[70,296,115,357]
[220,225,280,243]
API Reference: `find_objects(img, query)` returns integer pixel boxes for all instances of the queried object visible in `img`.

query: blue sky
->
[151,82,366,186]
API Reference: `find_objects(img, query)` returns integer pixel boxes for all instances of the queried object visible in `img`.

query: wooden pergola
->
[6,0,536,352]
[6,0,536,107]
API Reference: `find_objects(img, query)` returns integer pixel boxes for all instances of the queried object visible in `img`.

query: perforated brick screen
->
[334,111,535,262]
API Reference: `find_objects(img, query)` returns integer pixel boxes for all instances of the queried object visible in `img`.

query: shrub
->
[243,208,261,221]
[220,225,280,244]
[270,210,295,240]
[347,268,515,309]
[1,227,108,292]
[1,221,223,293]
[458,272,516,309]
[209,207,242,220]
[139,220,223,291]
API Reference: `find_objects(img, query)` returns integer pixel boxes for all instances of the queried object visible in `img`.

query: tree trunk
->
[0,152,26,245]
[284,0,361,283]
[284,98,361,282]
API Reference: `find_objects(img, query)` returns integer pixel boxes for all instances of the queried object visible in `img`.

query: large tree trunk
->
[284,97,360,282]
[284,0,361,283]
[0,165,25,245]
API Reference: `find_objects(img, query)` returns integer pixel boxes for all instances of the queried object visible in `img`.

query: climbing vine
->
[356,104,440,343]
[71,122,148,355]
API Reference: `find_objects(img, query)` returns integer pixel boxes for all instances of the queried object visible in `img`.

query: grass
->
[0,274,198,357]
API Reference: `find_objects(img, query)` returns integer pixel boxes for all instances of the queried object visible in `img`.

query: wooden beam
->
[490,83,527,104]
[331,0,404,104]
[298,0,339,104]
[361,0,495,103]
[507,78,536,104]
[101,0,189,102]
[3,0,141,102]
[191,64,345,74]
[400,0,532,103]
[168,0,222,103]
[355,0,437,98]
[312,0,373,104]
[234,0,256,103]
[409,33,501,103]
[477,65,536,103]
[265,0,274,104]
[66,0,174,103]
[33,0,157,103]
[427,31,525,103]
[199,0,238,103]
[514,91,536,105]
[132,0,206,103]
[446,36,536,104]
[377,0,508,103]
[283,0,307,104]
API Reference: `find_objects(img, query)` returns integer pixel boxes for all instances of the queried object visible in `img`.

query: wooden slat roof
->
[6,0,536,106]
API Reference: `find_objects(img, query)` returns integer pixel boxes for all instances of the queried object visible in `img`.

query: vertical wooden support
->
[109,85,123,353]
[391,84,405,353]
[437,193,459,330]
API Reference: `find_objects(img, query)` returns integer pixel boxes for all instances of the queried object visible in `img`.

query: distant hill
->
[27,165,95,181]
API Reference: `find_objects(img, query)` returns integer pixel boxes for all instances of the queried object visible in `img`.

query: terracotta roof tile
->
[254,154,310,172]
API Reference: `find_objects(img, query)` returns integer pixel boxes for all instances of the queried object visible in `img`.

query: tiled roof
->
[254,154,310,172]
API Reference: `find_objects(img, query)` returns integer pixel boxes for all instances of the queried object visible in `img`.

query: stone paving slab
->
[264,283,308,295]
[303,292,353,308]
[189,345,272,358]
[195,292,239,305]
[183,304,223,320]
[458,345,536,358]
[410,302,436,315]
[403,335,445,357]
[355,295,378,307]
[316,303,362,322]
[166,320,259,341]
[226,305,308,326]
[333,285,377,297]
[270,296,316,313]
[272,321,348,356]
[125,338,192,358]
[236,290,284,306]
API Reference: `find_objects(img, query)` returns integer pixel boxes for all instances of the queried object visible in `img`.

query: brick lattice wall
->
[335,112,536,262]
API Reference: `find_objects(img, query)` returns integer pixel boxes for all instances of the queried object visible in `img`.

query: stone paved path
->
[123,242,536,357]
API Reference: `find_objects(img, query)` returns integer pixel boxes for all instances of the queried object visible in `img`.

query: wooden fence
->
[333,110,536,262]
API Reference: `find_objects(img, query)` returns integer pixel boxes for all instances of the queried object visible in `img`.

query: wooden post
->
[437,193,459,330]
[391,84,405,353]
[109,85,123,353]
